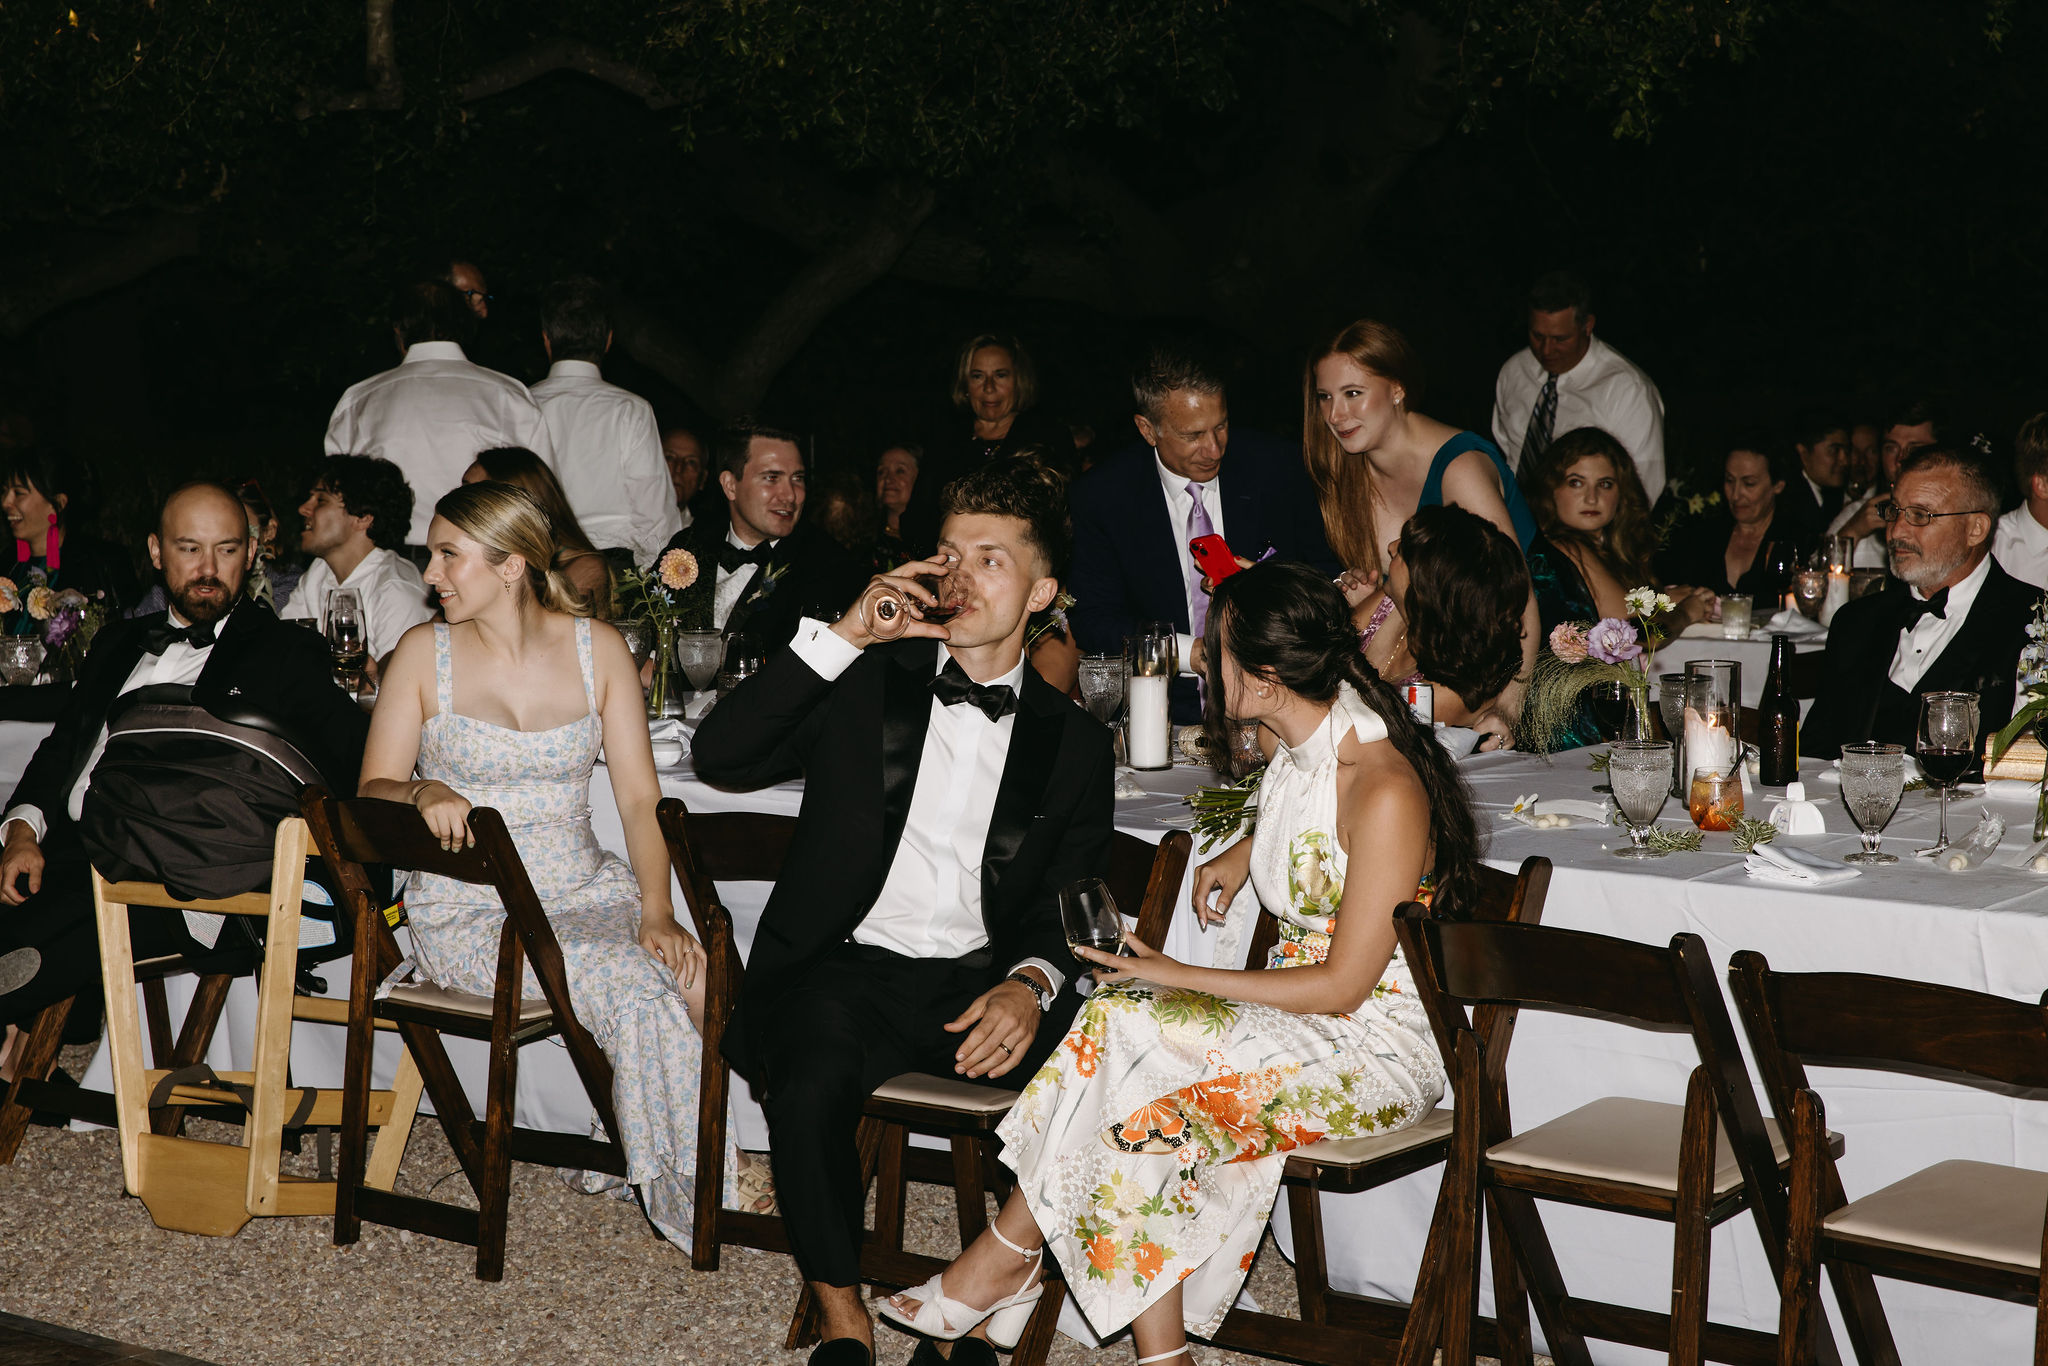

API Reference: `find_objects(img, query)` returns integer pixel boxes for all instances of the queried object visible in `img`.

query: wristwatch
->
[1006,970,1054,1013]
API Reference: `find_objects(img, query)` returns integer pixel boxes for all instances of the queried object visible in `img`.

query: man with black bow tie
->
[1802,445,2035,760]
[0,482,367,1074]
[655,421,864,651]
[693,459,1111,1366]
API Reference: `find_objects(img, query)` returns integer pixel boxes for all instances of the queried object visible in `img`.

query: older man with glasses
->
[1801,443,2037,760]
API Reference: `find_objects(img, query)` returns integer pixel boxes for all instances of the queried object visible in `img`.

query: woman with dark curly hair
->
[1525,426,1657,620]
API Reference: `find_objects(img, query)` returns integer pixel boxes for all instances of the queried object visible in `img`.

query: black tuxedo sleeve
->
[6,619,147,826]
[993,723,1115,979]
[690,643,843,789]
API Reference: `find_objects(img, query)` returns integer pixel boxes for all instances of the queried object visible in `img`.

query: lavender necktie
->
[1186,481,1215,637]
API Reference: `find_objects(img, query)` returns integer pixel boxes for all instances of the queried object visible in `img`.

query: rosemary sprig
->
[1731,816,1778,854]
[1643,825,1705,852]
[1184,767,1265,852]
[1587,750,1612,773]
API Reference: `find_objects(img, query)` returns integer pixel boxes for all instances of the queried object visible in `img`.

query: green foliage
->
[1731,815,1777,854]
[1643,824,1703,852]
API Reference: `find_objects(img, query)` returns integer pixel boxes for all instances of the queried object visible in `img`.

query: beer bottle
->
[1758,632,1800,787]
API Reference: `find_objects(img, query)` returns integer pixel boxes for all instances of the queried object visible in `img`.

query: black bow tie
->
[718,540,773,574]
[1899,587,1949,626]
[143,618,218,655]
[930,658,1018,722]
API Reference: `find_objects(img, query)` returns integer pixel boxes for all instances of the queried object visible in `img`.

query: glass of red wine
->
[1915,690,1980,857]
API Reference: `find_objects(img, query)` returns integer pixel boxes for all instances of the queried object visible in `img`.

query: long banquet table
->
[23,707,2048,1362]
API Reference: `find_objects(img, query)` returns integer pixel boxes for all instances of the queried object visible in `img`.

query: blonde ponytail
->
[434,482,594,617]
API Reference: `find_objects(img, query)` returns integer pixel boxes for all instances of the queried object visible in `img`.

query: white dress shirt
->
[1825,493,1890,569]
[324,341,556,545]
[1889,553,1992,691]
[1993,505,2048,591]
[788,621,1062,993]
[1,615,224,945]
[279,546,436,661]
[1492,335,1667,503]
[530,360,684,568]
[1155,454,1226,675]
[714,526,778,630]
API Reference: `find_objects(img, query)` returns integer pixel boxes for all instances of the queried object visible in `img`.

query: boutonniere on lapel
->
[741,559,791,609]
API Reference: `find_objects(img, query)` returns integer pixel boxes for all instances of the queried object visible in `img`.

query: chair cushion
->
[386,979,553,1024]
[1824,1159,2048,1271]
[870,1072,1017,1115]
[1486,1096,1791,1199]
[1289,1106,1455,1168]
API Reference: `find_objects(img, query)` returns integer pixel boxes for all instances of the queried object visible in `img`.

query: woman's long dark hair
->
[1202,560,1482,917]
[1400,504,1529,713]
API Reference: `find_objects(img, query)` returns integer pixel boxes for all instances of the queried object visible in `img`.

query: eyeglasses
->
[458,289,495,305]
[1881,504,1978,527]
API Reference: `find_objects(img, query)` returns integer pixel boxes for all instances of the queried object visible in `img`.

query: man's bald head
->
[150,481,251,625]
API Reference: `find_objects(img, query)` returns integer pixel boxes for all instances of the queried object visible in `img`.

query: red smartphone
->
[1189,534,1243,582]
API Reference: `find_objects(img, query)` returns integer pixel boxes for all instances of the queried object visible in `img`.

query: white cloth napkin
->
[1745,841,1861,886]
[648,717,689,743]
[1760,607,1828,640]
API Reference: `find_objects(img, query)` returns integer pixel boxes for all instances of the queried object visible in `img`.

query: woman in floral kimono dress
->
[880,561,1484,1365]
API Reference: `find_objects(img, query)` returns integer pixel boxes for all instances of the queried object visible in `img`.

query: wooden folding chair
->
[303,789,628,1281]
[1394,910,1847,1366]
[92,815,424,1237]
[657,795,1190,1365]
[1200,856,1551,1366]
[1729,951,2046,1366]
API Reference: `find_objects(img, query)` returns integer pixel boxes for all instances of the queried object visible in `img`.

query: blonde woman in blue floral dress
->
[360,481,725,1249]
[880,560,1483,1365]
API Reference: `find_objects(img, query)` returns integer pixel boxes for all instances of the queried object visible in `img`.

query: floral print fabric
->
[998,683,1445,1338]
[404,619,722,1247]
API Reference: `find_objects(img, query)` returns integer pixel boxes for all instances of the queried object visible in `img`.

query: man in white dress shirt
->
[1828,398,1947,570]
[1492,271,1667,503]
[1991,415,2048,590]
[279,456,436,673]
[662,427,705,528]
[530,276,683,570]
[324,279,554,548]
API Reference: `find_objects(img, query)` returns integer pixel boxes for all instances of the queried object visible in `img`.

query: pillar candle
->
[1127,674,1171,769]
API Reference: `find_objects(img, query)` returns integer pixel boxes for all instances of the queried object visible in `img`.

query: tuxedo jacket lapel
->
[1135,464,1191,633]
[980,671,1062,918]
[879,640,937,857]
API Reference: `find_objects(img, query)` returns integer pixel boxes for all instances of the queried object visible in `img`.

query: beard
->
[1886,540,1970,594]
[168,574,243,626]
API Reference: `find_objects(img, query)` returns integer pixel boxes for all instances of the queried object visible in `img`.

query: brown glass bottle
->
[1758,632,1800,787]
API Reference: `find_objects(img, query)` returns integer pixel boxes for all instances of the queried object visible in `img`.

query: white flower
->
[1623,587,1658,617]
[1511,794,1537,816]
[1687,494,1707,514]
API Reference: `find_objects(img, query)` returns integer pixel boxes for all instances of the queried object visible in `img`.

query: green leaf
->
[1731,816,1777,854]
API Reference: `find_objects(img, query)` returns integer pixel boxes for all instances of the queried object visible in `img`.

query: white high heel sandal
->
[876,1219,1045,1347]
[1135,1351,1194,1365]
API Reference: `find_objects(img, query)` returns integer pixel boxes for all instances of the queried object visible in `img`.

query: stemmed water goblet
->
[675,629,724,697]
[324,588,366,695]
[1077,652,1127,729]
[1608,741,1675,859]
[1914,691,1979,857]
[1839,741,1907,864]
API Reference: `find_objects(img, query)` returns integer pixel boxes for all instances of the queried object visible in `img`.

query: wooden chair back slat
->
[1124,830,1190,953]
[1409,916,1697,1029]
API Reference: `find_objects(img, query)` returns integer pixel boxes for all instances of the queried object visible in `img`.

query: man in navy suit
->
[1068,343,1336,720]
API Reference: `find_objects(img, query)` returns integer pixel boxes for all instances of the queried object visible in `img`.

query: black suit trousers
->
[755,941,1081,1287]
[0,850,206,1029]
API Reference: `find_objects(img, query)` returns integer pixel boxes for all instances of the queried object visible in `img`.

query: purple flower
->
[1584,617,1643,665]
[45,606,81,650]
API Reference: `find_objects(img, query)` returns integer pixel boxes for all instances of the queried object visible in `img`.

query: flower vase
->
[646,619,684,720]
[1623,680,1655,743]
[2035,721,2048,844]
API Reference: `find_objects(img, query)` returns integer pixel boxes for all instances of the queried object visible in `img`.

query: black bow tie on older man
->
[1897,587,1949,628]
[930,658,1018,722]
[718,539,775,575]
[142,618,218,655]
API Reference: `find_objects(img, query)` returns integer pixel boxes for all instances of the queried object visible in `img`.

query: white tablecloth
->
[1648,622,1826,708]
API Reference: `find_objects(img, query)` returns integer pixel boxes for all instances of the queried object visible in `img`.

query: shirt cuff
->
[788,617,863,681]
[1176,631,1199,678]
[1010,957,1066,999]
[1,804,46,847]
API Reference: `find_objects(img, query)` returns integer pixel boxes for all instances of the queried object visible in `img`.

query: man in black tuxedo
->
[1778,416,1850,543]
[1068,343,1336,721]
[1802,445,2035,760]
[655,421,865,652]
[693,459,1111,1365]
[0,482,369,1056]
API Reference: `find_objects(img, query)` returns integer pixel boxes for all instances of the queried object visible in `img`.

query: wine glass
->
[1077,652,1127,727]
[1839,742,1907,863]
[1609,741,1674,859]
[614,618,654,671]
[717,631,765,696]
[1057,877,1127,965]
[1790,567,1828,621]
[324,588,367,694]
[0,635,44,686]
[1657,673,1689,798]
[1586,680,1628,742]
[675,629,724,694]
[1915,691,1980,856]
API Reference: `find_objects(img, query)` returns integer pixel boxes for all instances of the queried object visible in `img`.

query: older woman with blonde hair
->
[360,480,751,1247]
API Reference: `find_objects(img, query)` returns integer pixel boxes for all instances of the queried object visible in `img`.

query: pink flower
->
[24,586,53,621]
[1548,622,1589,664]
[657,548,700,592]
[1584,617,1643,665]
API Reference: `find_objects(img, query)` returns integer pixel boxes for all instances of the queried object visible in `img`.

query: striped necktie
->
[1522,372,1559,470]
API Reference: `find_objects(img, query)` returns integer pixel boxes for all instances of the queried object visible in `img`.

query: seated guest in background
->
[656,422,864,651]
[1992,413,2048,590]
[324,278,553,550]
[902,333,1069,549]
[692,458,1109,1366]
[1348,505,1531,732]
[361,480,724,1247]
[1070,341,1336,722]
[1781,414,1851,540]
[443,257,491,320]
[1829,398,1948,569]
[880,561,1468,1366]
[1492,270,1667,502]
[809,470,882,560]
[462,448,614,618]
[1657,440,1805,615]
[1847,420,1883,496]
[1525,426,1658,621]
[1,449,137,610]
[875,443,924,567]
[1802,444,2034,759]
[531,276,683,572]
[0,482,367,1079]
[663,427,706,529]
[280,456,435,675]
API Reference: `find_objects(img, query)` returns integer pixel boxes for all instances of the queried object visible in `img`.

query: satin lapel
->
[879,640,938,855]
[981,678,1062,919]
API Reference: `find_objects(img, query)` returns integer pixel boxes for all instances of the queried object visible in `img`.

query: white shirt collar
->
[401,341,467,364]
[938,647,1028,694]
[546,359,603,380]
[725,524,779,553]
[1912,549,1992,607]
[1154,451,1216,507]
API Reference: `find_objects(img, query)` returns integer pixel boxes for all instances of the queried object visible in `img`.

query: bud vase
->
[1623,680,1655,743]
[646,618,684,720]
[2035,720,2048,843]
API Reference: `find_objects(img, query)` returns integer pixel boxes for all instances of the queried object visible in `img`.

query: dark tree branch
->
[309,0,403,114]
[0,211,206,339]
[458,38,681,109]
